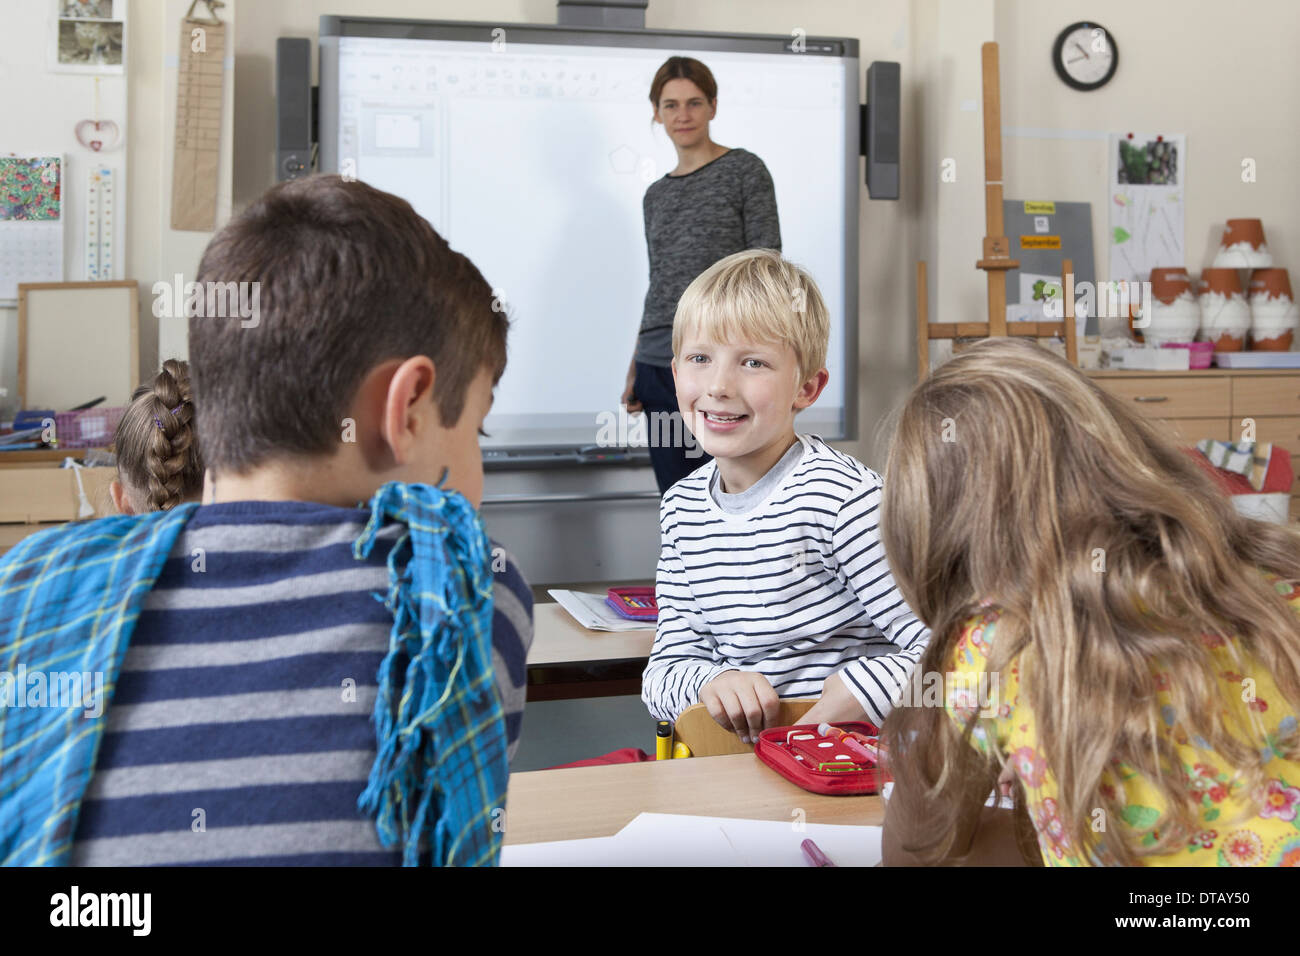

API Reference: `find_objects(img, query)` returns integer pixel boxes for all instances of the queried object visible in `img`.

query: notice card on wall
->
[1108,132,1186,282]
[0,155,65,303]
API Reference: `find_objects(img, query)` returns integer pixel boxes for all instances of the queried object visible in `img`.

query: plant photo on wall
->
[1117,136,1178,185]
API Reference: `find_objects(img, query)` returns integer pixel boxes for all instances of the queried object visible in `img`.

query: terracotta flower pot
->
[1212,218,1273,268]
[1149,267,1193,305]
[1250,268,1294,302]
[1198,269,1250,351]
[1198,268,1243,297]
[1143,268,1200,346]
[1248,268,1298,351]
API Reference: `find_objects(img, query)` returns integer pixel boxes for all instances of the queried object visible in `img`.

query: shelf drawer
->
[1157,417,1232,443]
[1097,376,1231,419]
[1232,377,1300,417]
[1240,416,1300,451]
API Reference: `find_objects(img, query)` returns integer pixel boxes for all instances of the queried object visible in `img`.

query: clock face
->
[1054,22,1118,90]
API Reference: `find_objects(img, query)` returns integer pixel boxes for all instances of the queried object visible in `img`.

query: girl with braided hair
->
[110,359,205,514]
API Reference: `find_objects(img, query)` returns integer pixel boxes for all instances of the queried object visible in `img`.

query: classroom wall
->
[0,0,236,420]
[927,0,1300,321]
[0,2,129,417]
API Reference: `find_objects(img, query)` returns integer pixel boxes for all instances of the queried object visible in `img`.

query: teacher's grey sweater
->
[635,148,782,368]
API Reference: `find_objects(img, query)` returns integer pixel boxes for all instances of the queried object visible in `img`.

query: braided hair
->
[113,359,204,512]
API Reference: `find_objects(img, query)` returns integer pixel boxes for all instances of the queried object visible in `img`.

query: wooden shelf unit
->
[1087,368,1300,521]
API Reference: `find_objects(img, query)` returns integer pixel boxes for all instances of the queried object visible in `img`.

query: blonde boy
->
[641,249,929,741]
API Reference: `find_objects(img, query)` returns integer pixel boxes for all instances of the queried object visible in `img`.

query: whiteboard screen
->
[321,22,858,451]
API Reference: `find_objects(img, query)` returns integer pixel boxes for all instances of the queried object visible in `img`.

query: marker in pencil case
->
[819,723,879,764]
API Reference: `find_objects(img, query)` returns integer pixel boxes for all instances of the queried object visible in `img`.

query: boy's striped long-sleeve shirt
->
[642,435,930,725]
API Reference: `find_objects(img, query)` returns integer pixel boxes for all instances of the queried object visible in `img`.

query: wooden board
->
[17,280,138,410]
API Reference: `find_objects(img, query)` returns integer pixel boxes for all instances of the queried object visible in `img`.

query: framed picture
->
[50,0,127,75]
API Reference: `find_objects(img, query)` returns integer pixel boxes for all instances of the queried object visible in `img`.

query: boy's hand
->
[798,672,869,729]
[700,670,780,743]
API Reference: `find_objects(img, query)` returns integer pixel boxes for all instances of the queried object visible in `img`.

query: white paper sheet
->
[546,588,656,632]
[501,812,882,867]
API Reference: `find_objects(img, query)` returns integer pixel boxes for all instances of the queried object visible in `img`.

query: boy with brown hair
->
[0,175,531,867]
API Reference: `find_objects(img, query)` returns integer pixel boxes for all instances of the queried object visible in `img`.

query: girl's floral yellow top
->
[944,579,1300,866]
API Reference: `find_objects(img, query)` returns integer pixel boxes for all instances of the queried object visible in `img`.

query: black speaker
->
[276,37,313,182]
[864,61,900,200]
[556,0,647,28]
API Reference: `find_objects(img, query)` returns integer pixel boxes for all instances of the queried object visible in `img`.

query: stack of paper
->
[547,589,656,632]
[502,813,882,867]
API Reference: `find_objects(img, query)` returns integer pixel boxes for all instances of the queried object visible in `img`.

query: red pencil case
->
[754,722,883,795]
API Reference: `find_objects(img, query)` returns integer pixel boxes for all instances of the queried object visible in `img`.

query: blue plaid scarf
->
[0,482,506,867]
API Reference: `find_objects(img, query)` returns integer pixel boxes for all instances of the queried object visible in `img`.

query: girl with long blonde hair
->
[880,338,1300,866]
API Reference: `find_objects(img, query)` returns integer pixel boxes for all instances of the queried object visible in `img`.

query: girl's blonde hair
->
[672,249,829,384]
[114,359,204,511]
[880,338,1300,865]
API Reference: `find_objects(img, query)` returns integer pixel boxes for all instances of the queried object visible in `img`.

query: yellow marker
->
[672,741,693,759]
[656,720,672,760]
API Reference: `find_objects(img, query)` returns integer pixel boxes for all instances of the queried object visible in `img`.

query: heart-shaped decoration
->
[75,119,120,153]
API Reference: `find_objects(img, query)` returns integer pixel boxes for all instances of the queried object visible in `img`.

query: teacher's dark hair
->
[649,56,717,108]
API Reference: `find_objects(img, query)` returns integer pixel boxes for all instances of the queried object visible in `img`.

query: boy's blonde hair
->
[672,249,829,384]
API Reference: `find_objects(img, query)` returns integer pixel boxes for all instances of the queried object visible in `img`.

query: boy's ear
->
[381,356,438,466]
[793,368,830,410]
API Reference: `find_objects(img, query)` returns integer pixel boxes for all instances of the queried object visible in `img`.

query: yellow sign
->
[1021,235,1061,250]
[1023,201,1056,214]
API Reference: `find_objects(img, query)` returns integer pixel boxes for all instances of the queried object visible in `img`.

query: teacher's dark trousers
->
[633,361,713,495]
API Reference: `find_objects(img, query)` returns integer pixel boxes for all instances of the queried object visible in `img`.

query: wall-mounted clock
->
[1052,21,1118,91]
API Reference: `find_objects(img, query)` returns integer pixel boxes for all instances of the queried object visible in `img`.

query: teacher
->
[622,56,782,494]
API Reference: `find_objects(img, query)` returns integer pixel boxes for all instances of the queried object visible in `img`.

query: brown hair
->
[649,56,717,108]
[189,174,508,474]
[114,359,204,511]
[879,338,1300,865]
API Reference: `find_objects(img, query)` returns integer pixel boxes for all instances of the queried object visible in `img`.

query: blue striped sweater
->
[66,500,532,866]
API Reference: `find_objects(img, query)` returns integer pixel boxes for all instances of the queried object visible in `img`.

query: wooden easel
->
[916,42,1078,380]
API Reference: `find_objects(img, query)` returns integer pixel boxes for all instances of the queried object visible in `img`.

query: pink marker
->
[801,838,836,867]
[818,722,878,765]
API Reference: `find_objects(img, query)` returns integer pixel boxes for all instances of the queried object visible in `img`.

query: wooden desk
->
[527,603,654,666]
[504,753,884,845]
[525,602,654,702]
